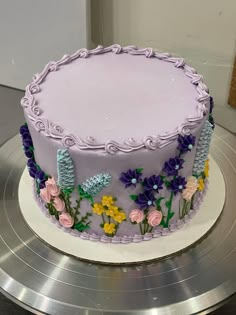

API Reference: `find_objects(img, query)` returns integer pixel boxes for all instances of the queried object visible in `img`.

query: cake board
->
[1,125,236,315]
[18,157,225,265]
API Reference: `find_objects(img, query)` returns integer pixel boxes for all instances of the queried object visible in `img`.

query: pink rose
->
[182,176,198,201]
[129,209,144,223]
[59,212,74,228]
[147,210,162,227]
[45,177,60,197]
[40,187,51,203]
[53,197,65,212]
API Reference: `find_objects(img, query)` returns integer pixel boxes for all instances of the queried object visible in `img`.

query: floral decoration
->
[120,168,143,187]
[120,134,196,232]
[198,178,205,191]
[80,173,112,197]
[180,176,199,218]
[20,123,48,192]
[57,149,75,191]
[143,175,164,192]
[177,134,195,154]
[163,157,184,176]
[92,195,126,236]
[192,120,213,175]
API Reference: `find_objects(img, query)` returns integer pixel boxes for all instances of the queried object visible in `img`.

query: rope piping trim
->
[21,44,210,155]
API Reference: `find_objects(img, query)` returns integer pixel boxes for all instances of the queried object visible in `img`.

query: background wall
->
[91,0,236,130]
[0,0,90,89]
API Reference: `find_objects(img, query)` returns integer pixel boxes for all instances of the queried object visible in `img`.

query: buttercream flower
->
[24,149,34,159]
[198,178,205,191]
[46,177,60,197]
[103,223,116,234]
[177,134,195,154]
[102,195,114,208]
[182,176,198,201]
[120,169,142,188]
[113,212,126,223]
[40,187,51,203]
[163,157,184,176]
[59,212,74,228]
[53,197,65,212]
[105,205,119,217]
[129,209,144,223]
[19,124,29,136]
[143,175,164,192]
[204,159,209,178]
[168,176,187,195]
[135,191,156,209]
[147,210,163,227]
[92,203,104,215]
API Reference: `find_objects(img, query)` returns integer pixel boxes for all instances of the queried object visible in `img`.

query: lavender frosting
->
[21,44,209,154]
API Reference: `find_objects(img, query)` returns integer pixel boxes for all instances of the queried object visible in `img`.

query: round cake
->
[20,44,214,243]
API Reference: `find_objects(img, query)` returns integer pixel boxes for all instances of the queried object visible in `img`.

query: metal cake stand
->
[0,125,236,315]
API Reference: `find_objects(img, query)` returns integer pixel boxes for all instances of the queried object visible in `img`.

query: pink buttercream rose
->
[53,197,65,212]
[45,177,60,197]
[147,210,162,227]
[40,187,51,203]
[129,209,144,223]
[59,212,74,228]
[182,176,198,201]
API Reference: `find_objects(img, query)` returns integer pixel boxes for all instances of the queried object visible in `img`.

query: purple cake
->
[20,44,214,243]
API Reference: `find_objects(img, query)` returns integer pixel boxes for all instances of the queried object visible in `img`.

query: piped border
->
[21,44,210,154]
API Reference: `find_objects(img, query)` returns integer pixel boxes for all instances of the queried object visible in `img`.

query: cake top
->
[22,45,210,154]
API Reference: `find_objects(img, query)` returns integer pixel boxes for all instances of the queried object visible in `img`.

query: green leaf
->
[78,185,94,204]
[74,222,90,232]
[136,168,143,174]
[155,197,165,209]
[63,188,74,196]
[100,223,104,228]
[165,181,170,187]
[169,212,175,220]
[113,197,118,202]
[165,201,170,208]
[129,194,138,201]
[159,217,166,227]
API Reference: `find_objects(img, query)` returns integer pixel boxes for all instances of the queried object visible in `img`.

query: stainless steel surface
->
[0,125,236,315]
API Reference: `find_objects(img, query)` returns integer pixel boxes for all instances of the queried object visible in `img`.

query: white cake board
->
[18,158,225,265]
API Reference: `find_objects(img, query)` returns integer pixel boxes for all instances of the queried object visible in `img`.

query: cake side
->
[19,45,214,242]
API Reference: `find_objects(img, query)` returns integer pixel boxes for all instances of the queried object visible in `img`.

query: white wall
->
[91,0,236,108]
[0,0,90,89]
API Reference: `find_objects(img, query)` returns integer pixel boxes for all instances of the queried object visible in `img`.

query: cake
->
[20,44,214,244]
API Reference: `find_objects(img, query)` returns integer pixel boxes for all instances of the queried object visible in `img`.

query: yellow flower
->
[198,178,205,191]
[92,203,104,215]
[113,211,126,223]
[204,159,209,178]
[102,195,114,208]
[105,206,119,217]
[103,223,116,234]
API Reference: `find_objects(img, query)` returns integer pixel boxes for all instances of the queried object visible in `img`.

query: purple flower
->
[177,134,195,154]
[39,179,47,189]
[36,170,46,181]
[120,169,142,188]
[19,125,29,136]
[143,175,163,193]
[209,96,214,114]
[27,158,36,168]
[168,176,187,195]
[25,149,34,159]
[29,167,37,178]
[163,157,184,176]
[135,191,156,209]
[23,137,33,147]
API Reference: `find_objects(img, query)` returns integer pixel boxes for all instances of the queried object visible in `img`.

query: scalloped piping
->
[22,44,210,154]
[34,180,208,244]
